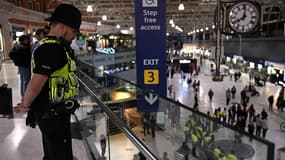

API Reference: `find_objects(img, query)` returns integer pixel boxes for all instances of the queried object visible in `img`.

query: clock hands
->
[241,8,246,20]
[237,5,246,23]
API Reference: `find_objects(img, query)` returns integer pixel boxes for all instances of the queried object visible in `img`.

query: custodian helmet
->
[45,4,81,31]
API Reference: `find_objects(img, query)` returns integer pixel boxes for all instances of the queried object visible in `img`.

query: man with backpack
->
[9,35,32,97]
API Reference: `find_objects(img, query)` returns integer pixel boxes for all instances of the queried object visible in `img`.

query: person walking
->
[228,107,233,124]
[168,84,173,97]
[231,86,236,99]
[14,4,82,160]
[226,88,231,105]
[100,134,106,158]
[262,117,268,138]
[268,95,274,112]
[142,112,150,136]
[221,107,227,123]
[149,115,156,138]
[231,104,237,125]
[255,114,262,137]
[162,152,170,160]
[194,93,198,106]
[261,108,268,120]
[208,88,214,102]
[277,95,283,112]
[247,104,255,120]
[248,119,255,142]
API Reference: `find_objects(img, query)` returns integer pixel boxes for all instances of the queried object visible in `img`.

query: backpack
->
[9,45,23,66]
[9,45,30,67]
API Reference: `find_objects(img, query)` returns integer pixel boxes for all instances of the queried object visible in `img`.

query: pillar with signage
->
[135,0,166,112]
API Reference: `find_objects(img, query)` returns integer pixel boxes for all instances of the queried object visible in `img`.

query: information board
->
[135,0,166,112]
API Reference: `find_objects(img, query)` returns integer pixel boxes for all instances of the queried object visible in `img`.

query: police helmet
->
[45,4,81,31]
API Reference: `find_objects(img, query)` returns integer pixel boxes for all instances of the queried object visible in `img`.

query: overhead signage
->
[135,0,166,112]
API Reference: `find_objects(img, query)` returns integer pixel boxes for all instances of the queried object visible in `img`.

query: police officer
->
[213,146,227,160]
[191,132,198,157]
[14,4,81,160]
[227,150,238,160]
[184,120,192,140]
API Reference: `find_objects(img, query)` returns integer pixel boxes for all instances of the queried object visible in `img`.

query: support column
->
[283,23,285,37]
[214,0,222,81]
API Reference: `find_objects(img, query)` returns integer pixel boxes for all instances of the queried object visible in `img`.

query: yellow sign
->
[144,69,159,84]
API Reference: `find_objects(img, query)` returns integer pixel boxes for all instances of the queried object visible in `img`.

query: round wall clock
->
[228,1,260,34]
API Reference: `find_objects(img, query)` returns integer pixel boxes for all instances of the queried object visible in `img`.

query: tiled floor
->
[1,59,285,160]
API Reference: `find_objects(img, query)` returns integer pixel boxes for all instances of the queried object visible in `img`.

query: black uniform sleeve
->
[33,43,67,76]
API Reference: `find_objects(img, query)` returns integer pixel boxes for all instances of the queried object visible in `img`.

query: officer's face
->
[63,25,77,43]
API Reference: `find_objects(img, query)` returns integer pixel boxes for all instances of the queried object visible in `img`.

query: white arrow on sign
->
[144,93,158,105]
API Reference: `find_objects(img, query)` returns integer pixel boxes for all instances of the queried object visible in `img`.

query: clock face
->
[228,1,260,33]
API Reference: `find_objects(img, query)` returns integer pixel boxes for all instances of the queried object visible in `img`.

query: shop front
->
[266,61,285,84]
[172,58,197,74]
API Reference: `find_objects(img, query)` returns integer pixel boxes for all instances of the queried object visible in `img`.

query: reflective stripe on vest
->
[32,38,78,103]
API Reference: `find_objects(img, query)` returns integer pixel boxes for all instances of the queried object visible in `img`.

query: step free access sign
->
[135,0,166,112]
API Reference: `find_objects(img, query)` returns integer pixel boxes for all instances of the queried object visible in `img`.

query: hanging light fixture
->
[102,15,107,21]
[169,19,174,24]
[178,3,184,11]
[86,5,93,12]
[116,24,120,29]
[97,21,102,26]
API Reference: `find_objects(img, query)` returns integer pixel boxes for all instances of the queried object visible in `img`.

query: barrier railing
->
[75,70,160,160]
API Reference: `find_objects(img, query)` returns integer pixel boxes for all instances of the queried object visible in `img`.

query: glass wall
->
[75,58,275,160]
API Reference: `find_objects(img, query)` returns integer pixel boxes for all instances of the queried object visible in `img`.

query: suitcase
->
[0,84,13,118]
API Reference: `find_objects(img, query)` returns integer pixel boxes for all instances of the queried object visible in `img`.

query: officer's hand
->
[14,103,29,113]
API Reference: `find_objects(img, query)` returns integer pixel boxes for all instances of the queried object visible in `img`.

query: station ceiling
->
[60,0,285,34]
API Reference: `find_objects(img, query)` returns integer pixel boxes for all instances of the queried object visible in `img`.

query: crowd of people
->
[161,56,284,159]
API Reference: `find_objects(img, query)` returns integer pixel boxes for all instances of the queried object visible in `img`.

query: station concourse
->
[1,56,285,159]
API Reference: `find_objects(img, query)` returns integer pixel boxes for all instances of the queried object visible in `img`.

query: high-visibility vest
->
[214,148,221,158]
[196,127,206,138]
[32,38,78,104]
[217,111,222,118]
[219,156,227,160]
[227,153,238,160]
[192,134,198,142]
[221,111,227,116]
[189,118,196,126]
[204,136,212,142]
[183,125,190,132]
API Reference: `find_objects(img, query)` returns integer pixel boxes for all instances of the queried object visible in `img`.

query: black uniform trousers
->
[35,111,73,160]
